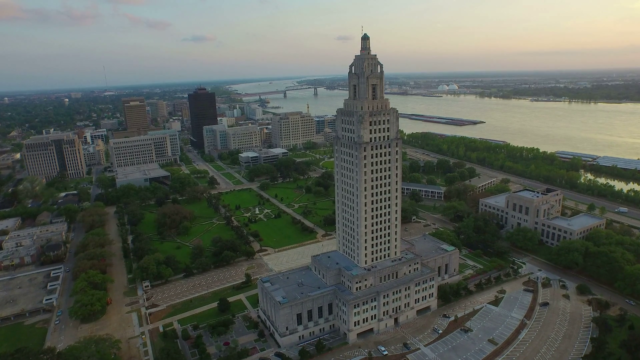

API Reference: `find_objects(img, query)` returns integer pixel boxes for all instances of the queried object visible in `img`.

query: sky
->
[1,0,640,91]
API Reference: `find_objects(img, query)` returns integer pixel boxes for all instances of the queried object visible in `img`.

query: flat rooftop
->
[402,234,457,259]
[595,156,640,170]
[0,217,20,231]
[115,163,170,181]
[513,189,546,199]
[402,182,443,191]
[0,270,58,317]
[555,150,599,160]
[467,175,496,187]
[546,213,604,230]
[481,192,509,207]
[240,151,259,157]
[260,267,333,304]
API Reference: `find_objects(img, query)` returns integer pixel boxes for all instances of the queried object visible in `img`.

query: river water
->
[231,79,640,159]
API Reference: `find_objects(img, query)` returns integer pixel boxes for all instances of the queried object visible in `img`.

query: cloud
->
[122,12,171,30]
[335,35,352,42]
[181,34,217,43]
[0,1,100,25]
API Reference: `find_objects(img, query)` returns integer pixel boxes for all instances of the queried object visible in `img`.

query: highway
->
[404,146,640,222]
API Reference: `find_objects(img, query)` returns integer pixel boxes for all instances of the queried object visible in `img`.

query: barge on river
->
[399,113,485,126]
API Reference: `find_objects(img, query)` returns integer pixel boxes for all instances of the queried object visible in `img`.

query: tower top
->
[360,33,371,54]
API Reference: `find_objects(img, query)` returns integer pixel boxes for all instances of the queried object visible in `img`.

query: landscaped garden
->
[245,294,259,309]
[0,321,47,353]
[162,282,257,320]
[220,172,244,185]
[178,300,247,326]
[321,160,334,170]
[209,162,226,172]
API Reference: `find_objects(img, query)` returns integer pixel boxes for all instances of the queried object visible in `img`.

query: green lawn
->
[309,148,333,157]
[251,215,317,248]
[163,283,257,320]
[462,253,492,269]
[199,224,237,246]
[176,223,211,242]
[183,200,219,219]
[209,162,226,171]
[152,241,191,263]
[138,212,157,235]
[459,262,472,273]
[186,165,198,172]
[0,321,47,353]
[245,293,259,309]
[220,189,273,210]
[293,201,335,232]
[416,203,445,215]
[178,300,247,326]
[265,180,306,204]
[290,152,314,159]
[220,172,244,185]
[321,160,334,170]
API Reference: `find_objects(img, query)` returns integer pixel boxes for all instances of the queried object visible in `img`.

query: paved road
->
[514,249,640,317]
[46,224,83,349]
[185,150,233,189]
[405,146,640,223]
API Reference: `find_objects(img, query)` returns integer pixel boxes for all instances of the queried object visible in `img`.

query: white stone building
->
[203,124,262,153]
[108,130,180,169]
[258,34,454,347]
[479,188,606,246]
[271,112,315,149]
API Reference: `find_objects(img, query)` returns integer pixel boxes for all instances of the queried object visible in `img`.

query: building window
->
[352,85,357,99]
[318,306,323,319]
[372,84,378,100]
[307,309,313,322]
[297,313,302,326]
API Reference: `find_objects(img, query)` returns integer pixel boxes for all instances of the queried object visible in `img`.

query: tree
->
[465,166,477,179]
[436,158,452,173]
[442,201,473,223]
[426,176,438,185]
[243,272,252,285]
[586,202,596,213]
[95,174,115,191]
[69,289,109,322]
[18,176,43,201]
[72,271,113,295]
[456,169,469,182]
[598,206,607,217]
[409,189,423,203]
[406,173,423,184]
[615,264,640,298]
[218,297,230,313]
[59,334,121,360]
[499,178,510,185]
[156,204,194,234]
[452,160,466,170]
[408,159,421,174]
[79,206,108,232]
[430,229,463,249]
[505,227,540,251]
[444,173,461,186]
[61,204,81,224]
[550,240,589,269]
[314,339,327,354]
[367,350,373,360]
[298,347,312,360]
[185,185,208,201]
[258,181,271,190]
[576,283,593,295]
[208,176,219,189]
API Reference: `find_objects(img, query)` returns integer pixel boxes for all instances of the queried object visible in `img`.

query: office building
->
[82,128,107,145]
[260,126,272,147]
[122,97,149,132]
[479,188,606,246]
[314,115,337,134]
[173,100,190,120]
[402,182,444,200]
[271,112,315,149]
[188,87,218,150]
[239,148,288,168]
[147,100,168,121]
[100,119,119,130]
[218,117,236,128]
[23,132,86,181]
[259,34,451,347]
[203,124,262,153]
[166,120,182,131]
[109,130,180,169]
[83,140,106,167]
[466,175,498,194]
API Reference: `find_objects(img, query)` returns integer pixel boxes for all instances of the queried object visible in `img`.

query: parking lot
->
[407,290,532,360]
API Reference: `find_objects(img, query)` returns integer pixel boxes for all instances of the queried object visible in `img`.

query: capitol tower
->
[335,33,402,266]
[258,34,459,346]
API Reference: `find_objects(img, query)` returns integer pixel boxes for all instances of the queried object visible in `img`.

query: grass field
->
[198,224,237,246]
[321,160,334,170]
[0,321,48,353]
[290,152,314,159]
[462,253,492,269]
[209,162,226,171]
[138,212,157,235]
[177,300,247,326]
[152,241,191,263]
[220,172,244,185]
[251,215,317,248]
[245,293,259,309]
[186,165,198,172]
[293,201,335,232]
[162,283,257,320]
[265,180,306,204]
[183,200,219,218]
[220,189,274,210]
[309,148,333,157]
[459,262,472,273]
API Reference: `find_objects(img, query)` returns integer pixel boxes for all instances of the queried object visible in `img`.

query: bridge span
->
[232,86,324,99]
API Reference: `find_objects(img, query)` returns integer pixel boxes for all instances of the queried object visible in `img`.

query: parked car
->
[273,352,286,359]
[460,326,471,334]
[54,318,60,325]
[403,342,412,351]
[56,310,63,316]
[625,299,636,306]
[433,326,443,334]
[377,346,388,356]
[65,268,70,273]
[539,301,550,307]
[523,288,534,293]
[442,313,451,318]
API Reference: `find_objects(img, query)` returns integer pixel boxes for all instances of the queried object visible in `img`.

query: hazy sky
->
[1,0,640,91]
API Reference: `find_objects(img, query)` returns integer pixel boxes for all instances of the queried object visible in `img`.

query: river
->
[231,79,640,159]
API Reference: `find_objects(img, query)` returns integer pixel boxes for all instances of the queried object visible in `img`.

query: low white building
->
[466,175,498,194]
[239,148,288,168]
[401,182,444,200]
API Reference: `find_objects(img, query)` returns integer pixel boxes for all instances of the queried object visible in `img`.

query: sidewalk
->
[254,187,326,236]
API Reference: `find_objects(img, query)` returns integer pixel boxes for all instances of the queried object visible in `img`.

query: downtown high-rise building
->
[257,35,460,346]
[23,132,86,181]
[188,87,218,150]
[122,97,149,132]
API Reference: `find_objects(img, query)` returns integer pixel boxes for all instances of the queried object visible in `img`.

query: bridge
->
[232,85,323,99]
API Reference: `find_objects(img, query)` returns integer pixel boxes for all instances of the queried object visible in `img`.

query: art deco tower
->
[335,34,402,267]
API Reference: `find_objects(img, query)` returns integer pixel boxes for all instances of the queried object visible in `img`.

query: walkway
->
[254,187,326,236]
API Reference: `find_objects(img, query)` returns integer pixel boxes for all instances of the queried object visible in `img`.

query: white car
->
[377,346,388,356]
[626,299,636,306]
[433,326,443,334]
